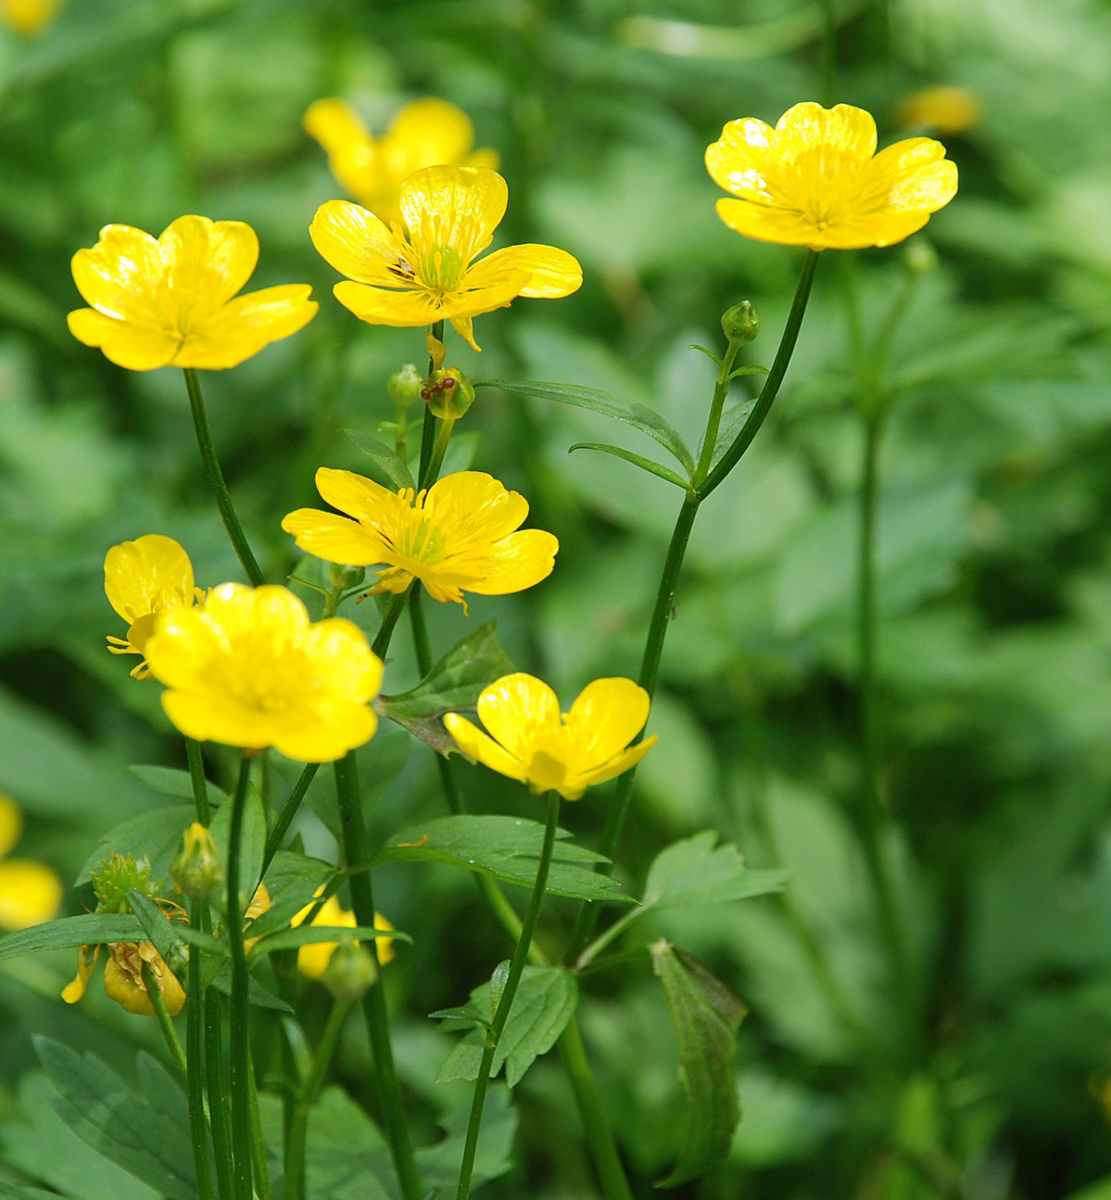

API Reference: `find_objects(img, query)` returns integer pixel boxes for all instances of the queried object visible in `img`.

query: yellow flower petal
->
[870,138,959,212]
[302,618,384,702]
[894,86,982,135]
[0,792,22,860]
[2,0,61,36]
[71,224,165,324]
[577,734,658,791]
[157,216,259,315]
[315,466,399,521]
[449,316,481,352]
[476,673,561,762]
[464,147,500,171]
[399,165,508,265]
[272,705,379,765]
[281,508,387,565]
[161,690,274,752]
[445,712,529,784]
[304,98,374,158]
[464,243,583,300]
[310,200,411,288]
[0,859,63,931]
[424,471,531,541]
[383,98,477,179]
[104,534,196,625]
[104,942,186,1017]
[775,101,877,160]
[62,944,98,1004]
[177,285,318,370]
[704,117,776,202]
[67,309,179,371]
[565,677,651,770]
[333,281,447,328]
[462,529,558,596]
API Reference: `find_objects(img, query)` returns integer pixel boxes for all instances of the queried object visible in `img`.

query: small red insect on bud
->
[443,377,455,388]
[420,389,431,400]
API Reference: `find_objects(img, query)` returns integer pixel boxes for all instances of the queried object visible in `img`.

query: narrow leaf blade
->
[568,443,689,489]
[343,429,415,490]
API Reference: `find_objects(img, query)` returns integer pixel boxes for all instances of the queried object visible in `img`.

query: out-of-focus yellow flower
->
[243,882,271,951]
[305,97,499,225]
[894,86,982,136]
[1,0,59,36]
[145,583,382,763]
[105,535,205,680]
[292,891,395,978]
[310,165,581,351]
[68,215,318,371]
[706,101,958,250]
[445,674,657,800]
[282,468,558,611]
[0,793,62,932]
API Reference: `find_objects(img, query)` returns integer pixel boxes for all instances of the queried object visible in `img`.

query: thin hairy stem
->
[226,755,255,1200]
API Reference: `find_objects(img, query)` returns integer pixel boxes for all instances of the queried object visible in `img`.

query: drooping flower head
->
[1,0,60,35]
[0,793,62,932]
[292,890,395,978]
[282,468,558,611]
[310,165,582,351]
[105,535,204,679]
[445,674,657,800]
[305,97,499,225]
[706,102,958,250]
[144,583,383,763]
[68,215,318,371]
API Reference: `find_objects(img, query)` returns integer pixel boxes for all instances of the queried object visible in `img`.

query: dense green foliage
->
[3,1,1111,1197]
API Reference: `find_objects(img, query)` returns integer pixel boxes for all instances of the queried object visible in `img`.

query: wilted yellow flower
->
[105,535,204,679]
[894,86,982,136]
[445,674,657,800]
[706,101,958,250]
[282,468,558,611]
[310,165,582,351]
[0,793,62,932]
[1,0,59,36]
[145,583,382,763]
[305,96,499,225]
[68,215,318,371]
[292,891,395,978]
[104,941,187,1016]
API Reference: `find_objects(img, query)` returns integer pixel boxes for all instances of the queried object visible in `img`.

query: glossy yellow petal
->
[157,215,259,312]
[565,677,651,770]
[714,198,818,247]
[208,583,311,638]
[0,859,63,931]
[305,98,374,156]
[476,673,560,761]
[246,882,272,923]
[0,792,22,859]
[334,281,449,328]
[67,309,179,371]
[145,609,225,692]
[464,243,582,299]
[399,165,507,264]
[870,137,959,212]
[104,534,195,625]
[464,530,558,596]
[105,942,185,1017]
[449,316,481,352]
[374,912,396,966]
[383,98,476,177]
[704,117,776,202]
[301,618,384,702]
[775,101,877,161]
[444,712,529,784]
[62,944,98,1004]
[424,471,530,540]
[176,285,318,369]
[297,899,356,978]
[281,508,388,566]
[161,690,274,751]
[576,734,658,791]
[314,466,399,521]
[71,224,166,324]
[310,200,411,287]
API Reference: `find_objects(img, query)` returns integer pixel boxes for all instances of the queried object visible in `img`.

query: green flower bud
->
[171,823,223,901]
[329,563,365,591]
[323,942,378,1003]
[92,853,158,914]
[423,367,475,421]
[721,301,760,346]
[387,364,423,407]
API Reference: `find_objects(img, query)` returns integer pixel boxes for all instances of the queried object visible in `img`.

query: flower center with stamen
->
[419,245,466,293]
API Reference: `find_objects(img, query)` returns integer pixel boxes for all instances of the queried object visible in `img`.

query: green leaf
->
[650,943,747,1188]
[372,814,633,903]
[210,781,265,911]
[127,890,181,963]
[568,443,690,489]
[343,428,415,490]
[251,850,336,939]
[126,765,228,806]
[704,400,755,468]
[207,964,292,1013]
[0,913,144,961]
[248,924,408,960]
[417,1086,517,1191]
[77,805,195,887]
[35,1038,198,1200]
[375,621,513,756]
[477,380,696,474]
[437,965,579,1087]
[642,831,788,909]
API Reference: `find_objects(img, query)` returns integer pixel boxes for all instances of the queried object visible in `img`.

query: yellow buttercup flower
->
[68,215,318,371]
[144,583,382,763]
[1,0,59,35]
[282,468,558,611]
[103,941,187,1017]
[305,96,499,225]
[0,793,62,932]
[292,891,395,978]
[310,165,582,351]
[894,86,982,136]
[445,674,658,801]
[105,535,205,679]
[706,101,958,250]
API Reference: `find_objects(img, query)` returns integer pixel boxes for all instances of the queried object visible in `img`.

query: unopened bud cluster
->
[387,363,423,407]
[422,367,476,420]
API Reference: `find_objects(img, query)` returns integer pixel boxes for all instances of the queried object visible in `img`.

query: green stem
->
[333,754,423,1200]
[186,739,211,824]
[248,1057,272,1200]
[821,0,837,105]
[417,318,446,484]
[456,792,561,1200]
[205,990,235,1200]
[556,1020,633,1200]
[284,998,350,1200]
[187,901,217,1200]
[142,960,188,1079]
[421,415,456,490]
[226,755,255,1200]
[693,343,740,485]
[183,368,264,587]
[371,587,413,658]
[261,762,321,877]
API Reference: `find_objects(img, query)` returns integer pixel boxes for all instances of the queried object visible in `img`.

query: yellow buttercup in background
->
[310,164,581,351]
[894,86,982,135]
[446,674,657,800]
[305,96,498,225]
[0,793,62,932]
[68,215,318,371]
[0,0,59,35]
[293,891,395,978]
[706,101,958,250]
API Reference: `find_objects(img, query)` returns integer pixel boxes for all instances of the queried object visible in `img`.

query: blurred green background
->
[3,0,1111,1197]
